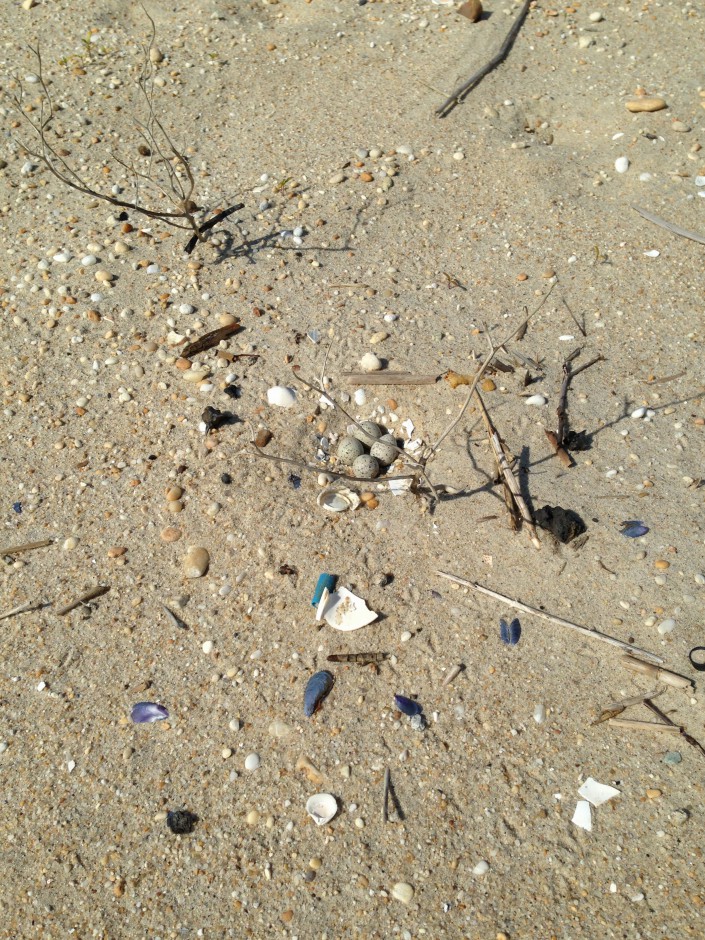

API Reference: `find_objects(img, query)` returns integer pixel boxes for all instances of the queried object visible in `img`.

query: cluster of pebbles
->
[336,421,399,479]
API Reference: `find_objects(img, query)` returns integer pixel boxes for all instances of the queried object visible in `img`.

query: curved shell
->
[317,488,360,513]
[306,792,338,826]
[304,670,334,717]
[394,694,422,717]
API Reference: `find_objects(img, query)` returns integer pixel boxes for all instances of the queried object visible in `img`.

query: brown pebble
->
[160,527,182,543]
[113,880,125,898]
[86,310,101,322]
[166,500,184,514]
[359,172,374,182]
[481,378,496,392]
[254,428,273,448]
[360,491,375,504]
[107,546,127,558]
[646,788,662,799]
[280,911,294,924]
[266,42,277,51]
[542,269,556,279]
[175,358,192,370]
[516,273,528,282]
[626,97,667,113]
[458,0,483,22]
[387,398,398,410]
[166,486,183,501]
[184,546,210,579]
[693,417,705,426]
[366,498,379,510]
[654,559,670,570]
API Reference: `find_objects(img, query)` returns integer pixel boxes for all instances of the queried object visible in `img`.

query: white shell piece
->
[354,388,367,406]
[360,352,382,372]
[401,418,415,439]
[167,331,186,345]
[267,385,296,407]
[631,407,647,419]
[306,793,338,826]
[578,777,620,807]
[525,394,548,406]
[558,335,575,341]
[644,250,660,258]
[322,587,378,631]
[388,478,412,495]
[572,800,593,831]
[695,176,705,186]
[615,156,629,174]
[317,488,361,513]
[315,587,330,622]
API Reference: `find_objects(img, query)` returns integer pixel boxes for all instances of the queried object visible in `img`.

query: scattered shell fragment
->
[525,394,547,406]
[620,521,649,538]
[183,546,210,578]
[296,755,325,786]
[626,97,667,113]
[572,800,592,831]
[244,753,261,772]
[394,695,422,716]
[391,882,415,904]
[306,793,338,826]
[268,719,292,738]
[578,777,620,806]
[500,617,521,646]
[317,488,361,513]
[360,352,383,372]
[657,618,676,635]
[319,587,378,631]
[267,385,296,407]
[131,702,169,724]
[304,670,334,717]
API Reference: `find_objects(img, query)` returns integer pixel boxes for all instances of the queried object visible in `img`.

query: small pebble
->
[360,352,383,372]
[184,546,210,578]
[615,157,630,173]
[657,618,676,635]
[663,751,682,766]
[626,97,667,113]
[472,860,490,876]
[245,753,261,772]
[646,788,662,799]
[391,882,415,904]
[62,536,79,551]
[202,640,214,654]
[525,394,547,406]
[160,527,182,542]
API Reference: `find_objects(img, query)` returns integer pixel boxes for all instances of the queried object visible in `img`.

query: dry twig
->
[632,205,705,246]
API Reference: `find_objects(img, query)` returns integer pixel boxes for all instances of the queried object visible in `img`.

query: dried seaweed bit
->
[563,429,592,451]
[288,472,302,490]
[166,810,198,835]
[534,505,586,543]
[303,670,334,717]
[131,702,169,724]
[500,617,521,646]
[620,520,649,538]
[201,406,235,433]
[394,694,423,717]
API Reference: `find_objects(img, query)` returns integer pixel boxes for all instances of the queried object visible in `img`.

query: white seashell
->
[306,793,338,826]
[53,251,72,263]
[578,777,620,806]
[391,882,415,904]
[615,156,629,174]
[182,368,209,383]
[695,176,705,187]
[525,394,547,406]
[533,703,546,724]
[472,860,490,876]
[353,388,367,406]
[558,335,574,341]
[631,407,647,419]
[167,331,186,345]
[317,488,361,513]
[268,719,291,738]
[267,385,296,407]
[657,618,676,635]
[244,753,260,772]
[81,255,97,266]
[572,800,592,831]
[643,249,660,258]
[359,352,382,372]
[321,587,378,631]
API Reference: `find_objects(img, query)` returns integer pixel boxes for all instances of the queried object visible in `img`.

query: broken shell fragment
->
[525,394,547,406]
[304,670,334,717]
[267,385,296,407]
[306,792,339,826]
[578,777,620,807]
[571,799,592,831]
[131,702,169,724]
[317,487,361,513]
[319,587,379,631]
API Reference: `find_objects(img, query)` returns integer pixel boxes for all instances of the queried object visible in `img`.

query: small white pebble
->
[179,303,195,315]
[657,618,676,635]
[244,753,261,772]
[202,640,215,654]
[525,394,547,407]
[354,388,367,406]
[631,407,647,419]
[229,718,242,732]
[400,631,412,642]
[615,157,630,174]
[472,860,490,876]
[221,747,233,759]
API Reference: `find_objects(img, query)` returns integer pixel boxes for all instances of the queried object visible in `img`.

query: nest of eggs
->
[336,421,399,479]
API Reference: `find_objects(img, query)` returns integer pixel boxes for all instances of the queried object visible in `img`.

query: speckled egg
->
[337,435,366,465]
[353,454,380,479]
[351,421,382,447]
[370,433,398,466]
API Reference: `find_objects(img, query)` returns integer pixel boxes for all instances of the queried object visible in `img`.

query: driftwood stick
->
[184,202,245,254]
[644,699,705,760]
[0,600,48,621]
[474,390,540,548]
[632,205,705,246]
[340,372,438,386]
[436,0,532,117]
[544,429,574,468]
[56,585,110,616]
[608,718,682,733]
[382,768,391,824]
[0,538,53,556]
[436,571,664,663]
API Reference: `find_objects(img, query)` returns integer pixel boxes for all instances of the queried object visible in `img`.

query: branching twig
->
[545,350,604,466]
[436,0,532,117]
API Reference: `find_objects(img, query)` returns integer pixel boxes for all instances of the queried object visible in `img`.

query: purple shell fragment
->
[620,520,649,538]
[394,694,422,716]
[131,701,169,724]
[304,670,334,717]
[500,617,521,646]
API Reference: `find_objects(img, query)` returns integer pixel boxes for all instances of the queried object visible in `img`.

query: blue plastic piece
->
[311,573,337,607]
[500,617,521,646]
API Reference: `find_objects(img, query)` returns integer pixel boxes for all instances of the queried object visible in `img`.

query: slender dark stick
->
[184,203,245,254]
[555,353,604,450]
[382,768,391,823]
[644,699,705,760]
[0,538,53,556]
[180,321,241,359]
[56,585,110,616]
[436,0,532,117]
[632,205,705,246]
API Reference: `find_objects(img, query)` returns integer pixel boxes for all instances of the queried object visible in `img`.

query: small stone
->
[472,860,490,876]
[160,526,182,542]
[184,546,210,578]
[626,97,667,113]
[166,486,183,501]
[657,618,676,635]
[646,788,662,799]
[149,46,164,64]
[654,559,670,570]
[671,120,690,133]
[391,882,414,904]
[525,394,547,406]
[94,270,114,283]
[589,10,604,21]
[246,810,260,826]
[329,171,346,185]
[359,171,374,182]
[360,352,383,372]
[663,751,682,766]
[400,631,412,642]
[107,546,127,558]
[62,536,79,551]
[481,378,496,392]
[542,268,556,278]
[280,911,294,924]
[309,857,322,870]
[458,0,482,22]
[222,747,233,759]
[615,157,630,173]
[369,331,389,344]
[245,753,261,772]
[268,719,292,738]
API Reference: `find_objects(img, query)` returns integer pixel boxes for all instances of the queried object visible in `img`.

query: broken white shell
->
[267,385,296,407]
[525,394,548,406]
[306,793,338,826]
[578,777,620,807]
[320,587,378,631]
[572,799,592,831]
[317,487,361,513]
